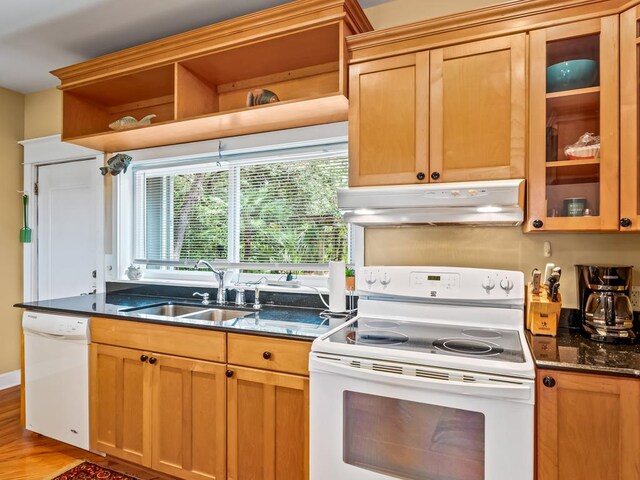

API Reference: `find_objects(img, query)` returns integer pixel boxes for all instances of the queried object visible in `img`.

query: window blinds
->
[133,143,348,269]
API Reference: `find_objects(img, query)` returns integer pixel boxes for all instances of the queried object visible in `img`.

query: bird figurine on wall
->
[108,114,156,130]
[246,89,279,107]
[100,153,132,176]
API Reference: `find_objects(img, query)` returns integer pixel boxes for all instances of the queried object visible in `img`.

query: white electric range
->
[310,266,534,480]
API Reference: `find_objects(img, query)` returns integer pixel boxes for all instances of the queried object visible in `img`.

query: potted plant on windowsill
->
[345,267,356,291]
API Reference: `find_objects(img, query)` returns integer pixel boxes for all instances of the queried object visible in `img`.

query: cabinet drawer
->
[227,333,311,375]
[91,317,226,362]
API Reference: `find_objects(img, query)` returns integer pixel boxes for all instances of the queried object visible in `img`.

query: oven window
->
[343,391,485,480]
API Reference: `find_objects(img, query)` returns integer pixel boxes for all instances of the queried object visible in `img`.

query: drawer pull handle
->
[543,376,556,388]
[620,217,632,228]
[140,354,148,363]
[225,369,234,378]
[263,351,272,360]
[430,171,440,181]
[416,172,426,181]
[148,357,157,365]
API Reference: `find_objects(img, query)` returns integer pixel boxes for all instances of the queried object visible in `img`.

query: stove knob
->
[380,273,391,287]
[500,278,514,293]
[365,272,377,286]
[481,277,495,293]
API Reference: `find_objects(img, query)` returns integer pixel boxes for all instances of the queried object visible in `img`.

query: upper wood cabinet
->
[429,34,526,183]
[348,34,525,187]
[527,17,620,232]
[620,5,640,230]
[348,53,429,186]
[536,369,640,480]
[52,0,372,152]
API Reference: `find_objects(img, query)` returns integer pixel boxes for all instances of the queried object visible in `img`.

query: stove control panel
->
[356,266,524,305]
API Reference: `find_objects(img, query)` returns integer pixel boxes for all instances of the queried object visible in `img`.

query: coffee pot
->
[577,265,636,344]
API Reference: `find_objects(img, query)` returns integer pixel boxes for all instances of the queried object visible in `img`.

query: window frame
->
[113,122,362,290]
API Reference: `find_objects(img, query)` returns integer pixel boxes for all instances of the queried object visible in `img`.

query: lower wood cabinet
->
[89,319,311,480]
[90,343,227,480]
[226,366,309,480]
[536,369,640,480]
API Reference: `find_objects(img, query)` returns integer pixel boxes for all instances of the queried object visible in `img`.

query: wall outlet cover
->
[631,287,640,312]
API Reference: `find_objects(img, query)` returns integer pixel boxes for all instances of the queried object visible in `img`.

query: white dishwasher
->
[22,311,90,450]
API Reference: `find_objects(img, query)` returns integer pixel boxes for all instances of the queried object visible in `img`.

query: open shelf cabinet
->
[52,0,372,152]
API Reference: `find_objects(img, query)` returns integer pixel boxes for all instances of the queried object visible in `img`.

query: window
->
[132,142,350,277]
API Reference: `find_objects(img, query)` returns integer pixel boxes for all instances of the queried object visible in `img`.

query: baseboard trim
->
[0,370,21,390]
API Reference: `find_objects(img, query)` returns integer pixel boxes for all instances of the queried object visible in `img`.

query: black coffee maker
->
[576,265,636,344]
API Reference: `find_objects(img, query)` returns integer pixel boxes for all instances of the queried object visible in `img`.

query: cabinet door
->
[527,18,619,231]
[429,34,525,182]
[537,370,640,480]
[90,343,151,466]
[620,6,640,230]
[349,52,429,186]
[227,366,309,480]
[151,354,226,480]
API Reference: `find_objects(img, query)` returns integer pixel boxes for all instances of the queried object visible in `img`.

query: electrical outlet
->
[631,287,640,312]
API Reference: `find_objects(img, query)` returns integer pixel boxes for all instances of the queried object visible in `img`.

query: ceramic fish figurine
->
[246,89,279,107]
[100,153,132,176]
[108,114,156,130]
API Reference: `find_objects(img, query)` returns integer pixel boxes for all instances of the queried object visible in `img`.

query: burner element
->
[462,328,503,339]
[363,319,400,329]
[348,330,409,346]
[433,338,504,356]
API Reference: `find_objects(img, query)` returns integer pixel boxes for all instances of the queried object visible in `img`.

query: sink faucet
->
[194,260,227,304]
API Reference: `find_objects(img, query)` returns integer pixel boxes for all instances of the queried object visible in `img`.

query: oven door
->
[309,353,534,480]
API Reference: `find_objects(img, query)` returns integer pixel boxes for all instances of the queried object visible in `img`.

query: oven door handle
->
[310,356,534,402]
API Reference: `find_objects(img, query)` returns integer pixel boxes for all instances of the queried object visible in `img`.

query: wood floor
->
[0,386,177,480]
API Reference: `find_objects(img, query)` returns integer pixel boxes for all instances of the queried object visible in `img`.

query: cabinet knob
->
[430,171,440,181]
[542,376,556,388]
[225,369,234,378]
[416,172,426,181]
[140,354,148,363]
[532,219,544,229]
[620,217,632,228]
[263,351,272,360]
[148,357,157,365]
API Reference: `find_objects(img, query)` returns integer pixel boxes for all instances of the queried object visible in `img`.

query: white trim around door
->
[19,135,105,302]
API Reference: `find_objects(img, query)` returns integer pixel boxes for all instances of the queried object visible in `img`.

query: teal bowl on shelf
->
[546,59,597,93]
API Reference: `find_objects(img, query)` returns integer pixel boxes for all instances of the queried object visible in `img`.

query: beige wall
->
[24,88,61,139]
[365,0,506,29]
[366,228,640,309]
[0,87,24,374]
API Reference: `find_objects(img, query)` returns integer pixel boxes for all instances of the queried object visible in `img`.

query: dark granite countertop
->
[526,329,640,378]
[15,292,336,341]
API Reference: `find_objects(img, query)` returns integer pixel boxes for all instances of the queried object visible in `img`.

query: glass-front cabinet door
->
[620,6,640,231]
[527,17,619,232]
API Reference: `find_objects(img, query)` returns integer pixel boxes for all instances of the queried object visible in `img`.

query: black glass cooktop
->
[329,316,525,363]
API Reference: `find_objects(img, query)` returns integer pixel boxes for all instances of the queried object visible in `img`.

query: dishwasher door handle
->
[25,331,68,340]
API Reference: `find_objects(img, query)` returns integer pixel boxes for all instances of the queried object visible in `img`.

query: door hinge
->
[34,182,39,195]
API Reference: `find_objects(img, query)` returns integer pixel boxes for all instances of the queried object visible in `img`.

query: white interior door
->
[37,159,103,300]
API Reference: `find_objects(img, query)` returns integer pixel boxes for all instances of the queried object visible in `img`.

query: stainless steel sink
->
[182,309,251,322]
[121,302,251,323]
[127,304,206,317]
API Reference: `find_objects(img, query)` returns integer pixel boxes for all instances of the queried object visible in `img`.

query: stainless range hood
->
[338,179,525,226]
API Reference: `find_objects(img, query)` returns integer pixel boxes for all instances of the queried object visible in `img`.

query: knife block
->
[526,284,561,336]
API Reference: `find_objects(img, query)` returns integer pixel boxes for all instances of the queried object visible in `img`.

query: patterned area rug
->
[48,461,140,480]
